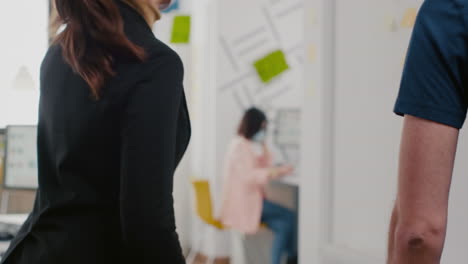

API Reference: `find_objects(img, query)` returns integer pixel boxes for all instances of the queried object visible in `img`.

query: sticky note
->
[308,44,317,63]
[254,50,290,83]
[401,8,417,28]
[384,14,398,32]
[171,15,191,44]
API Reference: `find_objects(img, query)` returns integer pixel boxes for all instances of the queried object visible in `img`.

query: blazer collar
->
[115,0,154,35]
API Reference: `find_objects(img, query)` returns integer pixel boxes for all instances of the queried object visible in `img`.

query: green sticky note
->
[171,15,191,44]
[254,50,289,83]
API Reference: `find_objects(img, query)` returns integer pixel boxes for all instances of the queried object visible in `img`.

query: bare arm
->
[388,115,459,264]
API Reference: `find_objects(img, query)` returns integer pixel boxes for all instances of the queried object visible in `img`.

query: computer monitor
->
[3,126,38,190]
[273,108,301,167]
[0,129,5,185]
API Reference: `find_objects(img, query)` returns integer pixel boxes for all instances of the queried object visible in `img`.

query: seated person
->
[220,107,298,264]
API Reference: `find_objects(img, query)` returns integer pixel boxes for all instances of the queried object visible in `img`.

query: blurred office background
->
[2,0,468,263]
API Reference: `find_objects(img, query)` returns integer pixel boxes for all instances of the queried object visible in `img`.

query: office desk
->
[0,214,28,226]
[277,176,300,186]
[269,175,300,210]
[0,214,28,259]
[274,172,300,186]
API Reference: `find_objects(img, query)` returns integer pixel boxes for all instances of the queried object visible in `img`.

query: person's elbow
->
[395,217,446,259]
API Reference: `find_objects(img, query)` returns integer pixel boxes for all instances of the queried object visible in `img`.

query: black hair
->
[237,107,267,139]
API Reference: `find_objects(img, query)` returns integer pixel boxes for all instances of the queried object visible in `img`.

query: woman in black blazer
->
[1,0,190,263]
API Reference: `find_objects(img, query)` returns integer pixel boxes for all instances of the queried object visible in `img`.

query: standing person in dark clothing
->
[1,0,190,263]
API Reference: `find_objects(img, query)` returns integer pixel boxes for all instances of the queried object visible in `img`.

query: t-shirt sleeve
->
[394,0,468,129]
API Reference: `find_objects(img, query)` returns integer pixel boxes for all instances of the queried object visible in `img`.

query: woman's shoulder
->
[228,136,253,155]
[231,136,248,146]
[110,40,184,106]
[145,40,183,75]
[119,39,184,89]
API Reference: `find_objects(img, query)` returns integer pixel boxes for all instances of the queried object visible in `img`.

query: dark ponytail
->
[54,0,146,99]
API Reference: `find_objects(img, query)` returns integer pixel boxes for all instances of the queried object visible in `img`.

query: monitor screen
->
[3,126,38,190]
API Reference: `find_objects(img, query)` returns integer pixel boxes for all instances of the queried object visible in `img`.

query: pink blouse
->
[220,136,273,234]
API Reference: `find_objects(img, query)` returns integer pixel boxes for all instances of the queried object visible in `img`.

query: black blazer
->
[1,2,190,264]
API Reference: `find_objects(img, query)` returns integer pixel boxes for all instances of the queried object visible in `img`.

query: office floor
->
[189,253,230,264]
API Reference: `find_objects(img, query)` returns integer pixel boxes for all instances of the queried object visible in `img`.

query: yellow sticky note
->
[401,8,417,28]
[171,15,191,43]
[308,44,317,63]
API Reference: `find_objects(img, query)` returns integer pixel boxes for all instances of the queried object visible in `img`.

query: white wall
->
[301,0,411,262]
[0,0,48,127]
[300,0,332,263]
[332,0,411,256]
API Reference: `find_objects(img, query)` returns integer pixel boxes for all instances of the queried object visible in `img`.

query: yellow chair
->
[191,179,225,230]
[187,179,269,264]
[186,179,226,264]
[190,179,267,228]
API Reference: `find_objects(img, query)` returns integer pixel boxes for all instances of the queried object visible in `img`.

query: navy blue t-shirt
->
[395,0,468,129]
